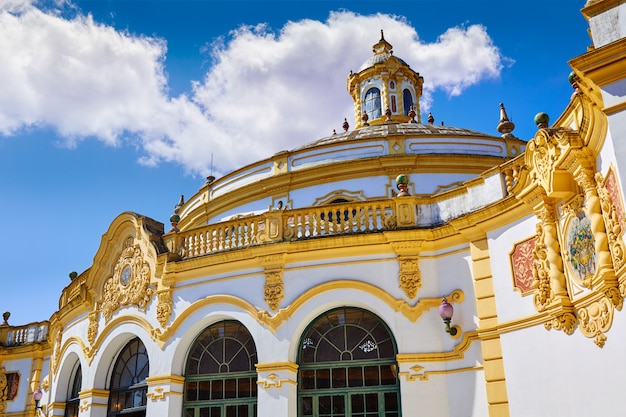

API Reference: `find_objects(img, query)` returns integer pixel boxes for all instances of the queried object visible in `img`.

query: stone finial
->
[332,129,337,135]
[69,271,78,281]
[361,111,369,126]
[408,105,417,123]
[2,311,9,326]
[497,103,516,138]
[427,112,434,125]
[568,71,581,94]
[534,112,550,129]
[384,107,392,122]
[395,174,410,197]
[343,118,349,132]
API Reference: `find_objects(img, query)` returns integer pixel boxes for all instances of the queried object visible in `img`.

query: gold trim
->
[256,362,299,373]
[256,373,297,389]
[397,331,479,363]
[398,364,484,382]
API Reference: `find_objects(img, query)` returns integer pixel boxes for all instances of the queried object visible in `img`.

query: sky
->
[0,0,592,326]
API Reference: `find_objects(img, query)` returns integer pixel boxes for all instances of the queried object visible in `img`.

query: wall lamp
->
[33,387,43,415]
[438,297,458,336]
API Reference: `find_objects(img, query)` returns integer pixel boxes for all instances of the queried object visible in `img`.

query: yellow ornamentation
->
[99,237,154,322]
[399,258,421,299]
[577,296,614,348]
[156,290,173,328]
[264,271,284,311]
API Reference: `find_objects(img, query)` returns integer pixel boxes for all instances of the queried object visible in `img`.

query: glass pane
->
[212,379,223,400]
[348,366,363,387]
[301,369,315,390]
[238,404,248,417]
[199,380,210,400]
[364,366,379,386]
[352,393,364,413]
[333,395,345,415]
[211,407,221,417]
[332,367,346,388]
[226,405,236,417]
[200,407,210,417]
[385,392,398,411]
[301,397,313,415]
[365,393,378,411]
[186,381,198,401]
[316,369,330,389]
[225,378,237,399]
[319,395,331,414]
[238,377,251,398]
[184,407,195,417]
[381,365,396,385]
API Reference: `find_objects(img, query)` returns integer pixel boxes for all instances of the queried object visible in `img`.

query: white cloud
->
[0,5,507,177]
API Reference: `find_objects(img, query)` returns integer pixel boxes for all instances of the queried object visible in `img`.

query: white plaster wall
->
[501,309,626,416]
[588,3,626,48]
[3,357,36,413]
[488,215,539,323]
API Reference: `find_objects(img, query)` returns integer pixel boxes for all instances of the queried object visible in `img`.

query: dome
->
[358,52,409,72]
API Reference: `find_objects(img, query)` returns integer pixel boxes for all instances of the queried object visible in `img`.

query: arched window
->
[298,307,401,417]
[107,338,149,417]
[64,364,81,417]
[402,89,413,116]
[183,321,258,417]
[364,88,382,121]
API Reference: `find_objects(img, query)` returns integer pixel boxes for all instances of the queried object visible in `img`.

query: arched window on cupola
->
[364,87,382,120]
[402,89,413,116]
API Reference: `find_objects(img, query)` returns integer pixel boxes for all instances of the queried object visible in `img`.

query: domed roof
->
[295,122,503,151]
[358,53,409,72]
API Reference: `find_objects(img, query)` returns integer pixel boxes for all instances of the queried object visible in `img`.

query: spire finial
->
[497,103,516,138]
[380,29,385,41]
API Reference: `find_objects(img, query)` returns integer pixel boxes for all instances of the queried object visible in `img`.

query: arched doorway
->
[107,338,149,417]
[183,321,258,417]
[298,307,401,417]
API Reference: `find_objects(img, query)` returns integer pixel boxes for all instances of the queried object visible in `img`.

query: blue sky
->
[0,0,590,326]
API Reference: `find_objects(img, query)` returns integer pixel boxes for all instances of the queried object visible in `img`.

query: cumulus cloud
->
[0,4,507,176]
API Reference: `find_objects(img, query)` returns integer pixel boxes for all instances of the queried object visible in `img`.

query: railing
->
[165,156,531,262]
[167,199,406,260]
[0,321,49,347]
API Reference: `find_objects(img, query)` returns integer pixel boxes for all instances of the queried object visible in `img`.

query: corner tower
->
[347,31,424,128]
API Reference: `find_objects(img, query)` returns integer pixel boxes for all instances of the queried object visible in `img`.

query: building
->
[2,1,626,416]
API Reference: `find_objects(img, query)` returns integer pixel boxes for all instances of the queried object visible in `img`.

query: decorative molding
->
[396,331,479,363]
[398,258,421,299]
[577,296,614,348]
[510,236,536,295]
[544,312,576,335]
[98,237,155,322]
[255,362,299,373]
[596,169,625,273]
[87,312,98,346]
[398,364,484,382]
[145,386,184,401]
[256,373,297,389]
[156,290,173,328]
[264,271,284,311]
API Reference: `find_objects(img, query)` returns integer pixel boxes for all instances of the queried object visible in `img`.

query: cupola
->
[347,30,424,128]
